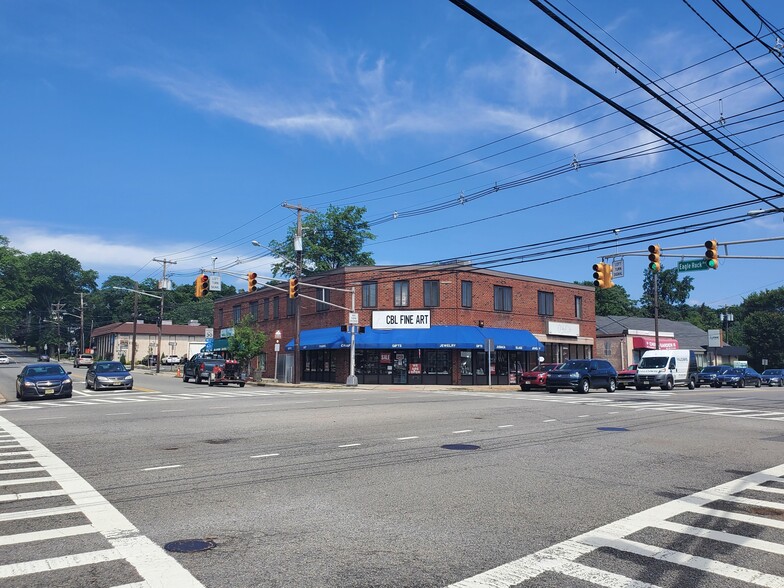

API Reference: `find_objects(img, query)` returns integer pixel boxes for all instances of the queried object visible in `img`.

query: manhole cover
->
[164,539,216,553]
[597,427,629,432]
[441,444,480,451]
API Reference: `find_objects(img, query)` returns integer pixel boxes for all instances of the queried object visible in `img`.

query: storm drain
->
[164,539,216,553]
[441,444,480,451]
[597,427,629,432]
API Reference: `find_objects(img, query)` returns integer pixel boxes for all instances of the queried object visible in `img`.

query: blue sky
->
[2,0,783,308]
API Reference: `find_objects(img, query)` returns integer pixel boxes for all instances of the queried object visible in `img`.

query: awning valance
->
[632,336,679,350]
[286,326,543,352]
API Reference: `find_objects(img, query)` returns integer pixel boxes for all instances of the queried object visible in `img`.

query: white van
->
[635,349,698,390]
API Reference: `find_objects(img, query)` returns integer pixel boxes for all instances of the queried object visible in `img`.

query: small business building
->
[214,264,597,385]
[595,315,710,370]
[90,321,208,363]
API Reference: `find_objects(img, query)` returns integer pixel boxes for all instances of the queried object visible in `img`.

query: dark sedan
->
[761,369,784,387]
[696,365,732,388]
[86,361,134,390]
[716,367,762,388]
[16,363,73,400]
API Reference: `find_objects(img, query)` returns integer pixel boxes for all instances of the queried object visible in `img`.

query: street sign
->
[348,312,359,325]
[612,258,624,279]
[678,259,709,272]
[209,275,222,291]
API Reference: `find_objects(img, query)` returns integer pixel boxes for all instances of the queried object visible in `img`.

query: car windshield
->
[729,368,744,375]
[639,356,668,369]
[531,364,557,373]
[95,362,126,373]
[624,365,638,371]
[27,365,65,377]
[762,369,781,375]
[701,366,724,373]
[561,360,590,370]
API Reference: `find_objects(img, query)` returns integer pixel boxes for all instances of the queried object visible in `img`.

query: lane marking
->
[0,548,124,578]
[0,466,46,474]
[0,523,95,546]
[0,504,83,522]
[452,430,472,434]
[497,425,514,429]
[447,462,784,588]
[160,409,185,413]
[577,415,590,418]
[106,412,132,416]
[652,520,784,555]
[0,476,55,486]
[142,465,182,471]
[34,416,67,420]
[0,489,67,502]
[250,453,280,458]
[397,436,420,440]
[338,443,361,448]
[0,458,37,465]
[542,419,557,423]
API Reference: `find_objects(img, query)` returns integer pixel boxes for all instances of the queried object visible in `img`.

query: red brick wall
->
[214,266,595,377]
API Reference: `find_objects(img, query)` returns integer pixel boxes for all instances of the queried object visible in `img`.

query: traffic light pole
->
[654,271,660,350]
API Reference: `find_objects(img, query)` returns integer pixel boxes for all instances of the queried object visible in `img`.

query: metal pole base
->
[345,375,358,387]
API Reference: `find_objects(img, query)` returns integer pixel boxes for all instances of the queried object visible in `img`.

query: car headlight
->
[63,378,72,385]
[23,380,35,387]
[97,376,110,382]
[570,371,580,377]
[124,375,132,380]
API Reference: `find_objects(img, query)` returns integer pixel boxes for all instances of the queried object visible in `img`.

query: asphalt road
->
[0,341,782,587]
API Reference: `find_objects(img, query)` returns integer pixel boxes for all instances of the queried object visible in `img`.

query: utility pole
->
[152,258,176,374]
[130,284,139,370]
[282,202,315,384]
[79,292,85,353]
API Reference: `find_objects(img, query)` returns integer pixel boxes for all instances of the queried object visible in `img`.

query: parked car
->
[545,359,617,394]
[162,355,181,365]
[38,354,50,362]
[182,353,225,384]
[73,353,94,368]
[696,365,733,388]
[517,363,561,391]
[616,364,638,390]
[760,369,784,387]
[0,353,10,364]
[85,361,133,390]
[139,355,158,366]
[16,363,73,400]
[716,367,762,388]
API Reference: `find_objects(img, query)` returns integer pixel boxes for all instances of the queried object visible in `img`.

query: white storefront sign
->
[547,321,580,337]
[372,310,431,330]
[707,329,722,347]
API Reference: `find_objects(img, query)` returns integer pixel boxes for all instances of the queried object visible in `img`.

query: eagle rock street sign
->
[678,259,710,272]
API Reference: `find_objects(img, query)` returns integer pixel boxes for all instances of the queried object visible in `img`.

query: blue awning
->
[286,326,543,351]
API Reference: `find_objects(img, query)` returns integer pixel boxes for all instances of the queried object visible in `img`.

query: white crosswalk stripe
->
[0,416,204,587]
[447,463,784,588]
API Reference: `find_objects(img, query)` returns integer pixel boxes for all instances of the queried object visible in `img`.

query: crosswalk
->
[0,416,203,587]
[448,463,784,587]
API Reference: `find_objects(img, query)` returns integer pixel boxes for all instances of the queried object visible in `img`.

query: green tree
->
[741,311,784,368]
[575,281,638,316]
[681,303,722,332]
[267,205,375,277]
[227,316,267,372]
[0,236,32,341]
[639,266,694,320]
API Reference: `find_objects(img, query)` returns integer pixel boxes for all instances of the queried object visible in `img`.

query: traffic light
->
[705,239,719,269]
[288,277,299,299]
[195,274,209,298]
[648,244,661,272]
[247,272,258,292]
[592,262,614,289]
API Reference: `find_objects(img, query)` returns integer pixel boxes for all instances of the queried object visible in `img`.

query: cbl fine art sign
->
[372,310,431,330]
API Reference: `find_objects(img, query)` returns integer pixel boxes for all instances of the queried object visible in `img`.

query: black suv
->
[545,359,618,394]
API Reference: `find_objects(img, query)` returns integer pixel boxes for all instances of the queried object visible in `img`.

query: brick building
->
[213,265,595,385]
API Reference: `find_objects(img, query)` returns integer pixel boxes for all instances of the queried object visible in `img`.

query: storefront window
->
[460,351,473,375]
[424,350,450,374]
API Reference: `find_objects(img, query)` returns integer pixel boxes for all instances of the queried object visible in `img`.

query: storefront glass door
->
[392,352,408,384]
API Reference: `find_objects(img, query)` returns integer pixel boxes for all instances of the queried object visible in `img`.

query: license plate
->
[111,381,122,386]
[43,389,55,395]
[524,380,531,385]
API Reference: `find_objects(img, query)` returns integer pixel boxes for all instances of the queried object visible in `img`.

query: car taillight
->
[200,363,205,370]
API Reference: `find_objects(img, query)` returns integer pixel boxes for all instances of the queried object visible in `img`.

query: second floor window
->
[286,297,295,317]
[249,301,258,321]
[362,282,377,308]
[494,286,512,312]
[461,281,472,308]
[538,291,554,316]
[423,280,440,307]
[316,287,330,312]
[232,305,242,324]
[273,296,279,320]
[394,281,409,307]
[575,296,583,319]
[263,298,269,321]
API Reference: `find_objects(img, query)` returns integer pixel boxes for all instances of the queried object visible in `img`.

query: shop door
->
[392,352,408,384]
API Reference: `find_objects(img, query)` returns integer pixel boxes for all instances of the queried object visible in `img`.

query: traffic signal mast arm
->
[607,235,784,260]
[221,271,358,311]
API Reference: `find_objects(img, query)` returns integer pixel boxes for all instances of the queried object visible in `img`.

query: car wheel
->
[16,388,20,400]
[195,375,202,385]
[85,380,91,390]
[661,378,674,391]
[182,374,189,382]
[606,378,616,393]
[239,382,245,388]
[739,379,745,388]
[688,378,696,390]
[755,379,761,388]
[547,387,558,394]
[579,379,590,394]
[779,380,783,387]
